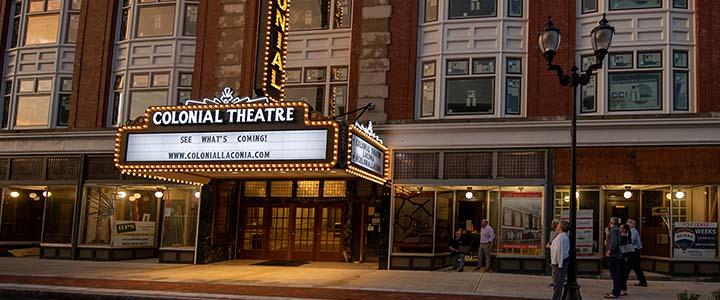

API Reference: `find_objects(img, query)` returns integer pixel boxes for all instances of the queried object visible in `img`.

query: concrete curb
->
[0,284,314,300]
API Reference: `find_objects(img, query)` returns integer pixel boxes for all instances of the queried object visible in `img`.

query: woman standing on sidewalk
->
[550,221,570,300]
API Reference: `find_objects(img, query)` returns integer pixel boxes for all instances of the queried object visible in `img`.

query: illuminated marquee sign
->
[346,122,390,185]
[255,0,290,102]
[115,91,339,174]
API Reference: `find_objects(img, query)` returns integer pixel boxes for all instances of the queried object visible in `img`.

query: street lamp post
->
[538,14,614,300]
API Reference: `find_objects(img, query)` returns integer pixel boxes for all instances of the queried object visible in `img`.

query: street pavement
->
[0,257,718,299]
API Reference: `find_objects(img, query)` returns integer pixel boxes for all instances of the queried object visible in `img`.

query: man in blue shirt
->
[605,217,624,298]
[625,219,648,287]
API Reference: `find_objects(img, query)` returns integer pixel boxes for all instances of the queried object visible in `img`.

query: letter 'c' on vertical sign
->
[255,0,290,102]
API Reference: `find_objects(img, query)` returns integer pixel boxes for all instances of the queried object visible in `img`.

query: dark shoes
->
[634,283,648,287]
[603,293,619,298]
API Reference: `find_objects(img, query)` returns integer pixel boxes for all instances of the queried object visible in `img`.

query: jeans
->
[625,250,647,285]
[609,257,623,296]
[551,258,569,300]
[453,252,465,271]
[478,244,492,269]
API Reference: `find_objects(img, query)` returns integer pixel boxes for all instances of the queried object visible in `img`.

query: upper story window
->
[291,0,351,31]
[1,0,80,129]
[285,1,352,117]
[109,0,197,126]
[577,0,694,114]
[417,0,526,120]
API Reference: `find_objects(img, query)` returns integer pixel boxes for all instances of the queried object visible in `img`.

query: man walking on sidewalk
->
[550,221,570,300]
[626,219,648,287]
[605,217,624,299]
[476,219,494,272]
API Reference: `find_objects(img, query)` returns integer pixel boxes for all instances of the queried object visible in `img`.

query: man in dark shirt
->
[605,217,624,298]
[449,229,465,272]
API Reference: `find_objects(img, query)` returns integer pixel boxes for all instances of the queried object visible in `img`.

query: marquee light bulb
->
[623,190,632,199]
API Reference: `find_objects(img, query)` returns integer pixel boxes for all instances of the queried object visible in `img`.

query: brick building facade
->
[0,0,717,276]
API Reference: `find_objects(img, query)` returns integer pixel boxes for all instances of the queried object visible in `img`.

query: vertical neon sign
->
[255,0,290,102]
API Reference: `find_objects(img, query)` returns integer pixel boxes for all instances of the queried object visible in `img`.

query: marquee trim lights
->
[114,100,339,174]
[346,123,391,185]
[184,87,269,105]
[259,0,291,102]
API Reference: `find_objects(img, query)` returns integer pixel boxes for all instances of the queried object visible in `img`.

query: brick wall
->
[554,146,720,185]
[696,0,720,113]
[68,0,116,128]
[385,1,418,121]
[526,0,576,117]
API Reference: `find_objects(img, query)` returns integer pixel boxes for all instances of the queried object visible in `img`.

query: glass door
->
[238,206,265,259]
[268,206,291,260]
[290,206,315,260]
[318,206,344,261]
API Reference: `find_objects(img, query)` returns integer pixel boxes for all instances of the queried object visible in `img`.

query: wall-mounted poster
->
[447,60,469,75]
[673,51,689,68]
[673,222,718,259]
[608,72,662,111]
[609,53,633,69]
[562,209,594,256]
[638,51,662,68]
[499,192,543,249]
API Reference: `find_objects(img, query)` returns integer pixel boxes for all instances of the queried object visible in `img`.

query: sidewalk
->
[0,257,718,299]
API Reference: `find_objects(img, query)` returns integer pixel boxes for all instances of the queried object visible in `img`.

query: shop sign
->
[255,0,290,102]
[112,221,156,248]
[115,87,339,174]
[673,222,718,259]
[346,122,390,184]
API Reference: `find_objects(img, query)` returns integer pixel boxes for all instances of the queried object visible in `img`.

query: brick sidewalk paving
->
[0,275,533,300]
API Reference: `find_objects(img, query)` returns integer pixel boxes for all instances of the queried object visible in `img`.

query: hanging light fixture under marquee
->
[623,186,632,199]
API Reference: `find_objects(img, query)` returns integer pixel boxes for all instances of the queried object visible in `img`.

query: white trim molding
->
[375,118,720,149]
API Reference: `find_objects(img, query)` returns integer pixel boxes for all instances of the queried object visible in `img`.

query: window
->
[81,185,161,247]
[554,188,600,256]
[2,81,10,128]
[285,66,349,116]
[41,187,77,244]
[110,75,124,125]
[673,0,688,9]
[609,0,661,10]
[445,58,494,115]
[582,0,598,14]
[393,191,435,253]
[129,90,167,120]
[10,1,22,48]
[608,51,663,112]
[580,55,597,113]
[673,50,689,111]
[448,0,496,19]
[421,61,436,117]
[1,187,45,242]
[15,95,51,127]
[496,187,544,256]
[507,0,522,17]
[505,57,522,115]
[183,3,198,36]
[160,188,200,249]
[56,78,72,127]
[119,0,131,41]
[136,4,175,37]
[177,72,192,105]
[25,14,60,45]
[288,0,352,30]
[424,0,438,22]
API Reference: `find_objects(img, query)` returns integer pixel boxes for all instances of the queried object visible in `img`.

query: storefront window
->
[435,191,453,253]
[554,188,600,256]
[670,186,719,260]
[81,185,161,248]
[497,186,543,256]
[393,190,435,253]
[160,188,200,249]
[41,187,77,244]
[0,187,45,242]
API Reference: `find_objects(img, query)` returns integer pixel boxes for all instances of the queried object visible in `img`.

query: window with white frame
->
[1,0,80,129]
[109,0,197,125]
[417,0,526,119]
[285,66,349,116]
[577,2,693,114]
